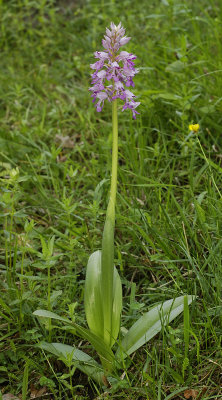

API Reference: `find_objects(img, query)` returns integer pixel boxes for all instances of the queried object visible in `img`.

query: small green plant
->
[34,22,194,387]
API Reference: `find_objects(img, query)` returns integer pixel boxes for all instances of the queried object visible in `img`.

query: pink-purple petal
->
[89,22,140,119]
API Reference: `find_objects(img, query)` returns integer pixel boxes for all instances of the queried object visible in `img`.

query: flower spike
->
[89,22,140,119]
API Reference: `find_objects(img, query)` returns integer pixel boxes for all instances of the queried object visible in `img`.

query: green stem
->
[101,99,118,347]
[109,99,118,217]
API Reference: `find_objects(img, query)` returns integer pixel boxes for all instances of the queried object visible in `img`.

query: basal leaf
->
[84,250,122,349]
[33,309,114,368]
[84,250,104,340]
[39,342,105,384]
[101,214,114,346]
[74,322,114,368]
[110,266,122,347]
[116,295,194,359]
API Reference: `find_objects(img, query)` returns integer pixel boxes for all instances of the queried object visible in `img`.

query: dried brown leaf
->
[55,134,74,148]
[30,385,48,398]
[3,394,20,400]
[184,389,199,399]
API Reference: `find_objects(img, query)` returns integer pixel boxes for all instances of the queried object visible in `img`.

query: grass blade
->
[22,360,29,400]
[184,295,190,359]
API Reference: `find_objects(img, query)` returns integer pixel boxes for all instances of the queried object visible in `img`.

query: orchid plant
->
[34,23,193,387]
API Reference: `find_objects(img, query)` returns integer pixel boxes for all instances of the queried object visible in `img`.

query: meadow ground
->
[0,0,222,399]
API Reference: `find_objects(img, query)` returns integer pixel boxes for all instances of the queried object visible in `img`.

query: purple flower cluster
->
[89,22,140,119]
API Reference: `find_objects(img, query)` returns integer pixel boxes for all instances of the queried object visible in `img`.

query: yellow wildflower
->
[189,123,200,132]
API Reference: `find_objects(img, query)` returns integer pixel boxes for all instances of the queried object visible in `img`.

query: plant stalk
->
[101,99,118,347]
[109,99,118,215]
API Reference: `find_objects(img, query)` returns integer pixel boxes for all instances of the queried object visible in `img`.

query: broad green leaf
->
[116,296,194,359]
[39,342,105,385]
[84,250,122,349]
[33,309,70,323]
[111,266,122,347]
[101,214,114,346]
[33,309,114,367]
[73,322,114,368]
[84,250,104,340]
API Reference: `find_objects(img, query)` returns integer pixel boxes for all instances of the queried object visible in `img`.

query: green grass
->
[0,0,222,398]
